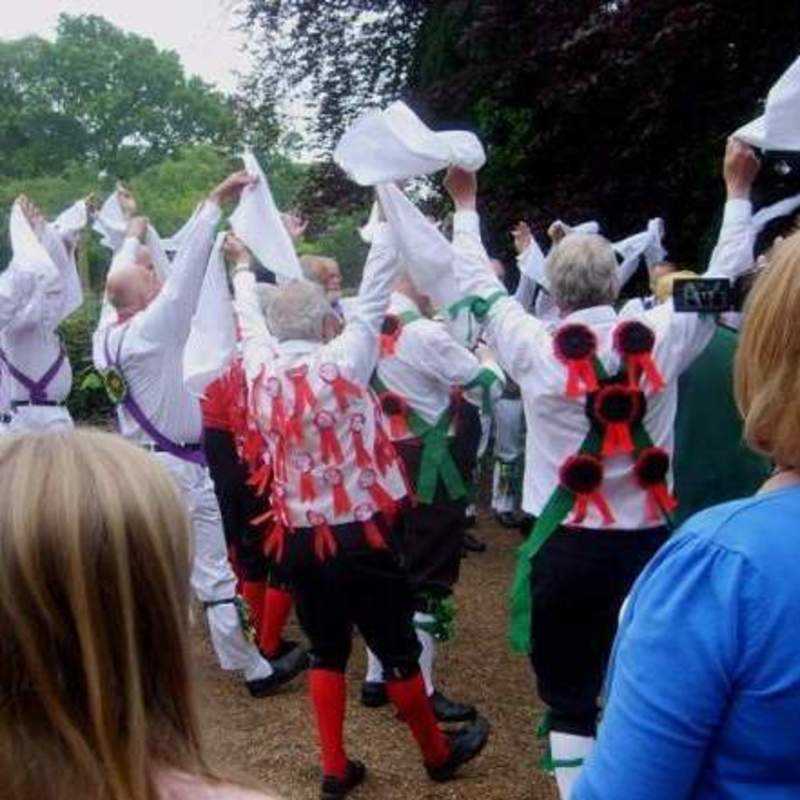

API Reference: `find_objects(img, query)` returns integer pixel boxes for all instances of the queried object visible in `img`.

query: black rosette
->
[559,453,604,495]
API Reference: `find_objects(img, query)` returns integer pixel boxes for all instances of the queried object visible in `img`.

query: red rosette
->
[594,385,641,457]
[286,364,317,440]
[614,320,665,393]
[559,454,615,525]
[380,315,402,357]
[349,413,373,468]
[633,447,678,521]
[293,451,316,502]
[307,511,338,561]
[355,502,388,550]
[553,324,599,398]
[379,392,409,439]
[358,468,396,513]
[324,467,352,517]
[314,410,344,465]
[373,423,397,474]
[319,363,362,412]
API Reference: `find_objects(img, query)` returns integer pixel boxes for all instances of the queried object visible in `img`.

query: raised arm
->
[444,167,550,385]
[0,268,36,333]
[325,213,401,384]
[136,172,254,344]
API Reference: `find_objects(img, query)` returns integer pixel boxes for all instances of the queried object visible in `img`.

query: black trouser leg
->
[529,525,670,736]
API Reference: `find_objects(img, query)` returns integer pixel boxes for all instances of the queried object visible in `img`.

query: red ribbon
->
[263,524,286,563]
[366,481,395,513]
[572,490,615,526]
[332,482,352,517]
[313,521,338,561]
[352,429,372,468]
[362,517,387,550]
[299,471,316,502]
[331,376,361,412]
[627,353,666,393]
[645,483,678,521]
[271,394,287,431]
[373,426,396,474]
[288,367,317,420]
[564,358,599,398]
[602,421,635,457]
[247,462,272,496]
[319,427,344,465]
[241,429,265,470]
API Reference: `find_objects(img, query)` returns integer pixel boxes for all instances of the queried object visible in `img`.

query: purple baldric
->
[0,346,66,404]
[104,324,207,467]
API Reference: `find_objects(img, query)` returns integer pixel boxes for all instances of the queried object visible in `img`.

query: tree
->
[0,14,241,178]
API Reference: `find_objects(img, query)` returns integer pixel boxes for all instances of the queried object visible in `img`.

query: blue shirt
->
[574,487,800,800]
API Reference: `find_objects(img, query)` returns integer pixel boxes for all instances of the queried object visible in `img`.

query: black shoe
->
[264,638,304,662]
[321,759,366,799]
[497,512,519,529]
[426,716,491,782]
[462,532,487,553]
[360,681,389,708]
[465,514,477,529]
[246,646,308,697]
[431,689,477,723]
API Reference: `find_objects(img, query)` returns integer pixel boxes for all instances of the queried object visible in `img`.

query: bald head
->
[105,246,162,318]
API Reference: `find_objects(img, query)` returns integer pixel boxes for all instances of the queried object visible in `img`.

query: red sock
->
[386,672,451,768]
[260,587,293,657]
[309,669,348,779]
[241,581,266,635]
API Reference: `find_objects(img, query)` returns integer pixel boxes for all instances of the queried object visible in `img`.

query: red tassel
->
[359,470,396,513]
[287,365,317,419]
[299,471,316,502]
[628,353,666,393]
[308,513,338,561]
[263,524,287,563]
[373,425,396,474]
[350,429,371,468]
[601,422,635,457]
[363,518,387,550]
[331,377,361,411]
[241,429,264,469]
[319,428,344,465]
[565,358,599,398]
[646,483,678,521]
[247,462,272,496]
[332,483,352,517]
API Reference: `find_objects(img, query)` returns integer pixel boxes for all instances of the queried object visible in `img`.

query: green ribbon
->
[414,593,456,642]
[446,290,507,322]
[463,366,501,415]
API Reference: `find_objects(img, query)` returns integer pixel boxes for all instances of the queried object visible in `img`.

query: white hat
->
[736,55,800,151]
[335,101,486,186]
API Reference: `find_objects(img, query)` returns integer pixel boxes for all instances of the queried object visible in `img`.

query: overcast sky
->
[3,0,251,94]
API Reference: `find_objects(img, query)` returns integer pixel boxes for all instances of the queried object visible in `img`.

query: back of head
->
[0,430,206,800]
[654,269,697,304]
[268,280,333,342]
[735,232,800,468]
[546,233,620,313]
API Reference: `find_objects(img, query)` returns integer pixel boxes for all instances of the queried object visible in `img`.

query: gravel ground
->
[194,513,558,800]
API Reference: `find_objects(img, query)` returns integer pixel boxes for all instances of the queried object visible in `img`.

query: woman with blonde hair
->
[0,430,277,800]
[574,233,800,798]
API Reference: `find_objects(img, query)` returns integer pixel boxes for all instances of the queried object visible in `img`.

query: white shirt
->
[375,292,504,437]
[93,201,220,445]
[0,213,84,405]
[451,200,754,530]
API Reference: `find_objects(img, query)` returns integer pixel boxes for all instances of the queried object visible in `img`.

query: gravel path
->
[194,514,558,800]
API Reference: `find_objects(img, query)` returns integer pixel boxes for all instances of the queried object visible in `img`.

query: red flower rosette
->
[314,410,344,465]
[553,324,600,398]
[594,385,641,457]
[380,315,402,357]
[358,468,396,513]
[559,454,615,525]
[319,363,361,412]
[614,321,665,393]
[379,392,410,439]
[307,510,338,561]
[355,502,388,550]
[633,447,678,521]
[349,413,373,468]
[324,467,352,517]
[286,364,317,441]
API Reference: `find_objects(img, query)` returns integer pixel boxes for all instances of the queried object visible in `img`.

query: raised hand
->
[281,211,309,241]
[210,170,257,206]
[511,221,533,255]
[443,166,478,211]
[724,137,761,199]
[223,232,253,269]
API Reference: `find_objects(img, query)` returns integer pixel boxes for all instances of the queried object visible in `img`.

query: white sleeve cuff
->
[722,198,752,227]
[453,209,481,236]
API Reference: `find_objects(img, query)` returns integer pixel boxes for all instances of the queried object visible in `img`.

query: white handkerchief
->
[8,201,58,283]
[183,232,237,397]
[335,101,486,186]
[517,238,549,290]
[230,151,303,281]
[751,191,800,233]
[53,200,88,240]
[736,55,800,151]
[614,218,667,286]
[162,204,203,253]
[376,183,460,310]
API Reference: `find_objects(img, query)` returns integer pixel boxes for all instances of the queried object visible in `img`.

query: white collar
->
[561,305,618,326]
[279,339,322,357]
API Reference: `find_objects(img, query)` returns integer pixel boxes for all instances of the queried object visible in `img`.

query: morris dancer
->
[228,208,489,798]
[2,195,88,433]
[92,172,302,697]
[441,137,760,799]
[360,270,504,722]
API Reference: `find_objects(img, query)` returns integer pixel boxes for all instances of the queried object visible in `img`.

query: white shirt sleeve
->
[136,201,221,344]
[232,270,278,382]
[323,223,400,385]
[0,269,36,332]
[706,199,756,279]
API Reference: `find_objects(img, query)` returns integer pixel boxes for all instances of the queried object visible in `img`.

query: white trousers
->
[154,451,272,681]
[491,398,524,513]
[8,404,74,434]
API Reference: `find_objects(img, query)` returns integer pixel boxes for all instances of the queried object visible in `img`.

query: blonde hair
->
[0,430,211,800]
[654,269,697,304]
[735,233,800,467]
